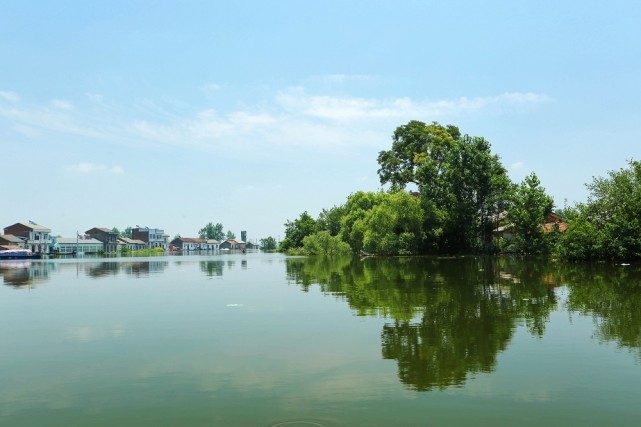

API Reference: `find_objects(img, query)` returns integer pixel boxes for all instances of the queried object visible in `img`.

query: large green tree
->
[508,172,554,254]
[280,211,317,251]
[199,222,225,240]
[377,121,511,253]
[260,236,278,251]
[557,160,641,260]
[361,191,425,255]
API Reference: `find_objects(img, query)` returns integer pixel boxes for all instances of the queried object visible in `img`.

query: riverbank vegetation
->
[280,120,640,261]
[120,247,165,257]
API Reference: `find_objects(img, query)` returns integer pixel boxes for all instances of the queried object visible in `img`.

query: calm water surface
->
[1,253,640,426]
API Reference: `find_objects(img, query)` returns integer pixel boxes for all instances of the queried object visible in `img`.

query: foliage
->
[226,230,236,240]
[260,236,278,251]
[377,121,511,254]
[122,226,132,238]
[557,160,641,260]
[280,211,317,251]
[199,222,225,240]
[360,191,425,255]
[316,205,345,236]
[507,172,554,254]
[111,227,121,237]
[301,231,352,256]
[338,191,381,253]
[377,120,460,191]
[123,247,165,257]
[285,256,560,390]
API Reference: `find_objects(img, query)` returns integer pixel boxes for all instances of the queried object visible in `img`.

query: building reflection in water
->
[0,261,56,288]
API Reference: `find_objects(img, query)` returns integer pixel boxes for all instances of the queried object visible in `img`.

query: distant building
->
[206,239,220,250]
[3,222,52,254]
[118,237,147,251]
[219,239,246,250]
[170,237,220,251]
[86,227,120,253]
[132,226,169,250]
[171,237,207,251]
[0,234,25,250]
[54,237,103,254]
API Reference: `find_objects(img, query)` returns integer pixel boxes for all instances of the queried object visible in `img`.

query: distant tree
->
[316,205,345,236]
[377,121,511,253]
[122,226,133,238]
[302,231,352,255]
[508,172,554,254]
[226,230,236,240]
[280,211,317,251]
[199,222,225,240]
[361,191,425,255]
[111,227,121,237]
[337,191,424,255]
[260,236,278,251]
[557,160,641,260]
[338,191,380,253]
[173,234,181,241]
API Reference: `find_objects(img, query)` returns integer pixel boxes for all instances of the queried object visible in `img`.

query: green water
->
[1,254,640,426]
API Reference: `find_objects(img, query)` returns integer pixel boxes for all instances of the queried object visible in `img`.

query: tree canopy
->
[279,120,641,261]
[558,160,641,260]
[199,222,225,240]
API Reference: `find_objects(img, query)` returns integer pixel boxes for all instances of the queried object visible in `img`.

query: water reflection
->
[0,260,170,286]
[3,255,641,394]
[0,261,55,288]
[287,258,641,391]
[563,263,641,359]
[200,260,225,277]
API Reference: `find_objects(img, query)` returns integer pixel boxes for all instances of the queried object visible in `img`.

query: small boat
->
[0,249,42,260]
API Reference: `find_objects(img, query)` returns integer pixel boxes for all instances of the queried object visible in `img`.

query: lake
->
[1,253,640,426]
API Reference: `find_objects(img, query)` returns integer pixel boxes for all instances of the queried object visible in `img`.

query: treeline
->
[280,120,641,261]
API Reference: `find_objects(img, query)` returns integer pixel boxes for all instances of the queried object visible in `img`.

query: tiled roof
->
[542,222,568,233]
[16,222,51,231]
[87,227,114,233]
[118,237,146,245]
[0,234,24,243]
[177,237,207,243]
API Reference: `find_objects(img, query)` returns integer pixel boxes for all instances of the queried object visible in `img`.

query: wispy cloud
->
[2,87,552,154]
[203,83,222,91]
[68,163,125,174]
[321,74,373,83]
[510,161,525,170]
[51,99,73,110]
[275,89,552,122]
[0,90,19,102]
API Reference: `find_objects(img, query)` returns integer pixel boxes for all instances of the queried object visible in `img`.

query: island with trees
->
[280,120,641,261]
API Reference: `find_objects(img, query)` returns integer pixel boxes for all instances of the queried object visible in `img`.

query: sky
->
[1,1,640,242]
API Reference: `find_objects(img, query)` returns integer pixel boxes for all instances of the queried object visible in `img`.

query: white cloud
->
[274,89,552,123]
[203,83,222,91]
[51,99,74,110]
[0,90,19,102]
[321,74,373,83]
[68,163,125,174]
[511,161,525,170]
[2,87,552,155]
[85,93,104,103]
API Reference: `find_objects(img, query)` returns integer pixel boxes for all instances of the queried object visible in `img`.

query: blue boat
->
[0,249,42,260]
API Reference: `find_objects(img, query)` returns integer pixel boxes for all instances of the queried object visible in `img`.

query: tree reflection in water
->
[564,263,641,360]
[286,256,562,391]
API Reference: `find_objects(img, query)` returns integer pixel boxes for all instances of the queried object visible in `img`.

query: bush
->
[301,231,352,256]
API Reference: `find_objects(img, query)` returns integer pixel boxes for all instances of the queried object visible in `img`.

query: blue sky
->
[2,1,640,241]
